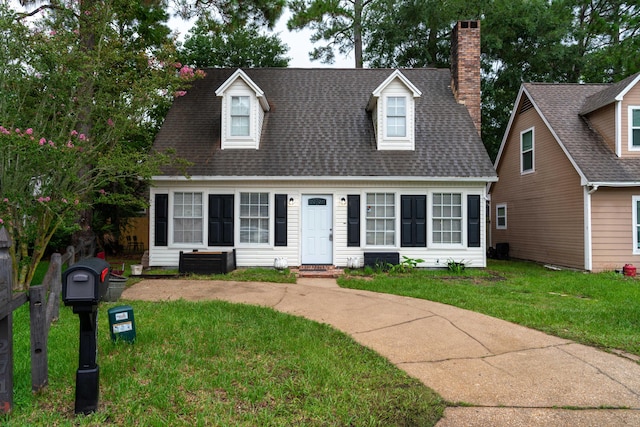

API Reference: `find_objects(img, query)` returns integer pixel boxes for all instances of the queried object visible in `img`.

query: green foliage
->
[446,259,466,274]
[4,301,444,425]
[339,260,640,356]
[390,256,425,274]
[0,2,201,288]
[179,19,290,67]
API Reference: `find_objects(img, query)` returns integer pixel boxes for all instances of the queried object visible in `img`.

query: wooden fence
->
[0,226,75,413]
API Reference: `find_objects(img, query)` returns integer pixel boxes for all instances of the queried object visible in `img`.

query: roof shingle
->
[154,68,497,180]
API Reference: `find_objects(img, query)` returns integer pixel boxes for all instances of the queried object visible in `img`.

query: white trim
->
[633,196,640,255]
[495,203,507,230]
[215,69,270,111]
[584,186,592,271]
[370,69,422,99]
[153,175,499,183]
[616,101,622,157]
[629,105,640,152]
[615,73,640,101]
[520,126,535,175]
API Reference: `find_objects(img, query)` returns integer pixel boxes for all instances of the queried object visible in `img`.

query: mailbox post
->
[62,257,110,415]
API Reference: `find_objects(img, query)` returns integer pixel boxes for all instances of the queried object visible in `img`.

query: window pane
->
[633,109,640,127]
[173,192,203,244]
[633,129,640,147]
[523,152,533,170]
[231,96,249,114]
[522,131,532,151]
[432,193,462,245]
[239,192,269,243]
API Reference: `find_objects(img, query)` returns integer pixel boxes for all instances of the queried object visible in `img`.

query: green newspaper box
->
[107,305,136,343]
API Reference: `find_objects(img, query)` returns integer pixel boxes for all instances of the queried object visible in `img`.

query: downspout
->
[584,185,598,271]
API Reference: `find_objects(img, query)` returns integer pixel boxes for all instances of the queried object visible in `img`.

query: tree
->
[287,0,372,68]
[180,18,290,67]
[0,2,200,289]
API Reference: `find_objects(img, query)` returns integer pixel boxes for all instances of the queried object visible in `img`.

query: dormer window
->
[231,96,250,136]
[386,96,406,137]
[215,69,269,150]
[367,70,421,151]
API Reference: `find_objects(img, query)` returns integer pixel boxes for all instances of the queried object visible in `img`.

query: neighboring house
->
[490,72,640,272]
[148,21,497,270]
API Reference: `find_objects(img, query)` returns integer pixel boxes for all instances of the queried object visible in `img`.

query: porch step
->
[294,265,343,279]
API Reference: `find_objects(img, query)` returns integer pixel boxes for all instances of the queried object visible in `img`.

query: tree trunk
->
[354,0,363,68]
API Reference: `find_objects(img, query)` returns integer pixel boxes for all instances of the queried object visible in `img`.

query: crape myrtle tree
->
[0,2,200,290]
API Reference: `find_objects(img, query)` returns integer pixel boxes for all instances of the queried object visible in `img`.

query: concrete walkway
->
[122,277,640,426]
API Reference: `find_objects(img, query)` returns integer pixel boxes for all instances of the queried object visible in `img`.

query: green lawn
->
[339,259,640,356]
[3,300,443,426]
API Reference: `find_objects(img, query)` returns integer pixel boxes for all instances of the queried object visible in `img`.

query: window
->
[432,193,462,244]
[366,193,395,246]
[521,128,534,173]
[632,107,640,148]
[173,192,203,244]
[386,96,406,137]
[230,96,250,136]
[634,196,640,253]
[240,192,269,244]
[496,204,507,229]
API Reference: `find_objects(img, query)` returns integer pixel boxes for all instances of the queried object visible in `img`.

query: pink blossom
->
[107,118,114,127]
[37,197,44,202]
[70,130,78,136]
[99,189,106,194]
[45,196,50,202]
[174,91,187,97]
[0,126,8,134]
[0,219,3,224]
[50,30,56,36]
[62,198,68,203]
[179,65,195,79]
[74,199,79,205]
[174,62,182,68]
[2,198,8,203]
[49,141,55,147]
[79,133,86,141]
[66,141,74,148]
[39,138,46,145]
[25,128,33,135]
[15,128,20,133]
[196,69,206,78]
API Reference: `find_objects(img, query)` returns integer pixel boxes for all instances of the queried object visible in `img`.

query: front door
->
[301,195,333,264]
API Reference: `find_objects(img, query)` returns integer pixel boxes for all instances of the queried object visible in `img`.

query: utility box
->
[107,306,136,343]
[62,257,110,306]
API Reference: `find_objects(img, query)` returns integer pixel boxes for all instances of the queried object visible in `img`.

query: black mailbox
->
[63,257,110,306]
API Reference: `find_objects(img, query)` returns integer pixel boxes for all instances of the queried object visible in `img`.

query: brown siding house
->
[490,72,640,271]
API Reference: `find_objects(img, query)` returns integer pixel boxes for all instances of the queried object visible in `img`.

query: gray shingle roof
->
[524,79,640,183]
[580,72,640,115]
[153,68,497,180]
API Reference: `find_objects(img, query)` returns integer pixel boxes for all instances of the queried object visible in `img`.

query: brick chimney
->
[450,20,481,135]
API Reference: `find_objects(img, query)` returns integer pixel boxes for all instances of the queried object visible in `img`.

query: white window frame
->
[225,91,254,140]
[496,203,507,230]
[385,96,407,138]
[633,196,640,254]
[629,106,640,151]
[431,192,463,247]
[171,191,204,245]
[365,192,396,247]
[230,95,251,136]
[521,127,534,174]
[239,192,270,246]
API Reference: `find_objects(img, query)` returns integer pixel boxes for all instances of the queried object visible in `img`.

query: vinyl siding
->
[622,83,640,157]
[492,98,585,269]
[149,180,489,269]
[586,105,616,155]
[591,187,640,272]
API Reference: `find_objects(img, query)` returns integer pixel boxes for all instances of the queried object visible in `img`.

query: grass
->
[3,300,443,426]
[339,259,640,356]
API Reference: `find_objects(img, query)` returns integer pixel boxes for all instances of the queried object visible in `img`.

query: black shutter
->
[155,194,168,247]
[347,195,360,247]
[208,195,234,246]
[467,194,481,247]
[401,195,426,247]
[274,194,287,246]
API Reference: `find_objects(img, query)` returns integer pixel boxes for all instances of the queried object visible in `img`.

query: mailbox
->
[62,257,110,415]
[63,257,110,306]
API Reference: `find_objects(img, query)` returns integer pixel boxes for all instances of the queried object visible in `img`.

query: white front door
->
[301,195,333,264]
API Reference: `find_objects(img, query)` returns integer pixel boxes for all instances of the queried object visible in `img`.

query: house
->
[148,21,497,270]
[489,72,640,272]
